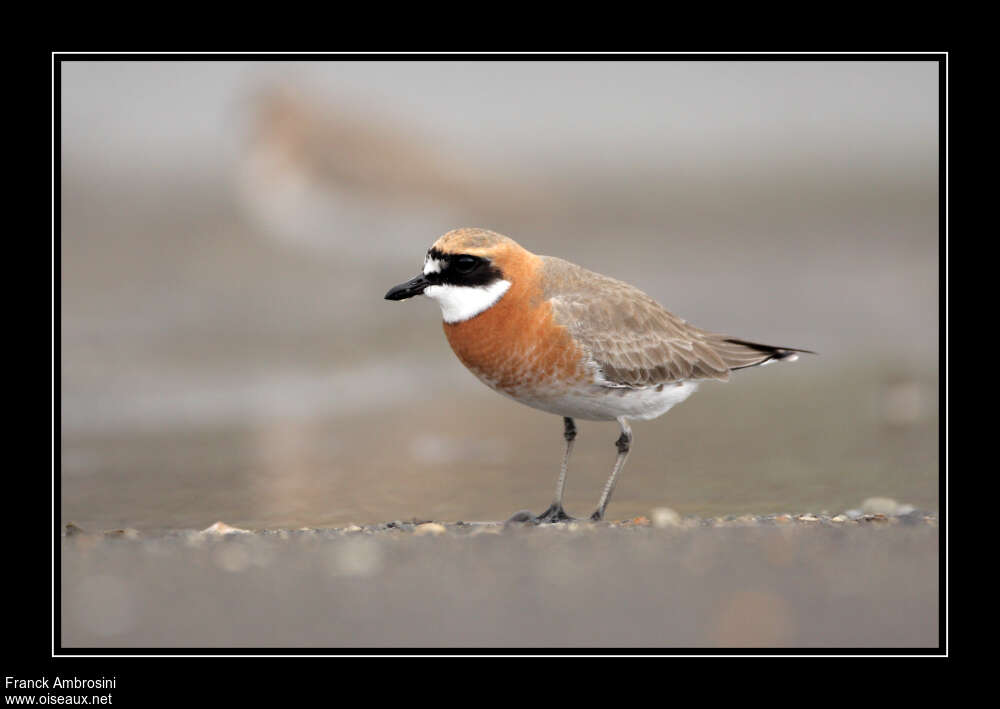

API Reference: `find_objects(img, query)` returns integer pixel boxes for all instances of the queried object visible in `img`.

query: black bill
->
[384,274,431,301]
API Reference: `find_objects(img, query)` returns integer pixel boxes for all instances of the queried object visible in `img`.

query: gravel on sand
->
[61,505,939,649]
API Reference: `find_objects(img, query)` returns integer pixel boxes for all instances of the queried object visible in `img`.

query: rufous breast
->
[442,254,592,397]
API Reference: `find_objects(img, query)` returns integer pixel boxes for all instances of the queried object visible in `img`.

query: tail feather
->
[714,337,816,371]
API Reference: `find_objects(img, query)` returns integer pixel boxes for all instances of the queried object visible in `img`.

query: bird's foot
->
[534,503,574,524]
[504,504,575,525]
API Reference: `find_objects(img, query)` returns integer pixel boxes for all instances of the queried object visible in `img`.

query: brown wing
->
[541,256,810,387]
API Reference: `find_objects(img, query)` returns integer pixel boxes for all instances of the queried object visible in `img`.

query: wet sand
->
[61,512,939,649]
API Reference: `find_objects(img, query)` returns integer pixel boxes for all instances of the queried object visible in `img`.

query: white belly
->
[493,380,700,422]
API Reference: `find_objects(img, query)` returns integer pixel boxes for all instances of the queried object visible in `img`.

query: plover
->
[385,228,812,522]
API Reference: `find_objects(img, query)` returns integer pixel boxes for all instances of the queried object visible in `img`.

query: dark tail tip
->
[724,338,818,359]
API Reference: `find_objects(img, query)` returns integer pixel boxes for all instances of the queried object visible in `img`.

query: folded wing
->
[541,256,811,388]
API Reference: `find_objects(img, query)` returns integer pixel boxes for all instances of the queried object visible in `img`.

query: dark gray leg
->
[534,417,576,523]
[590,418,632,521]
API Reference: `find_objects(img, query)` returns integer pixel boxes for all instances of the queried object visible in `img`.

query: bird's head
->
[385,228,534,323]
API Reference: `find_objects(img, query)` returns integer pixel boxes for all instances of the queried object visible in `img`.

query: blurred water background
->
[60,61,940,531]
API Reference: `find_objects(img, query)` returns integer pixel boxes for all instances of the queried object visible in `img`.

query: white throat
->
[424,281,511,323]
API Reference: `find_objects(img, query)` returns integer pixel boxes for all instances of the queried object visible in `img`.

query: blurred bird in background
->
[237,86,556,256]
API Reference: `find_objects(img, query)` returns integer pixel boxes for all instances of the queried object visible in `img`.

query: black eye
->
[454,256,479,274]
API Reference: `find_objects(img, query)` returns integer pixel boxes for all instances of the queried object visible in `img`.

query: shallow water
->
[59,174,939,531]
[61,356,937,531]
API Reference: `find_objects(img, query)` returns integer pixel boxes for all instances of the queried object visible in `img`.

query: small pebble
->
[64,523,87,537]
[830,514,848,523]
[413,522,447,537]
[202,521,252,536]
[861,497,900,515]
[797,514,819,522]
[651,507,682,528]
[104,528,140,540]
[504,510,535,526]
[861,513,889,523]
[470,525,502,536]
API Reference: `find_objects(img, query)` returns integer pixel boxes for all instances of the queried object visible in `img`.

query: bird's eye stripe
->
[422,249,502,287]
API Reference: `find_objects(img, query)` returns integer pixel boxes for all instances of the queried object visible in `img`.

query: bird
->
[384,228,813,523]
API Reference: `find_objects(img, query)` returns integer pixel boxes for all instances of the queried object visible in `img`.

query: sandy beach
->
[61,510,938,648]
